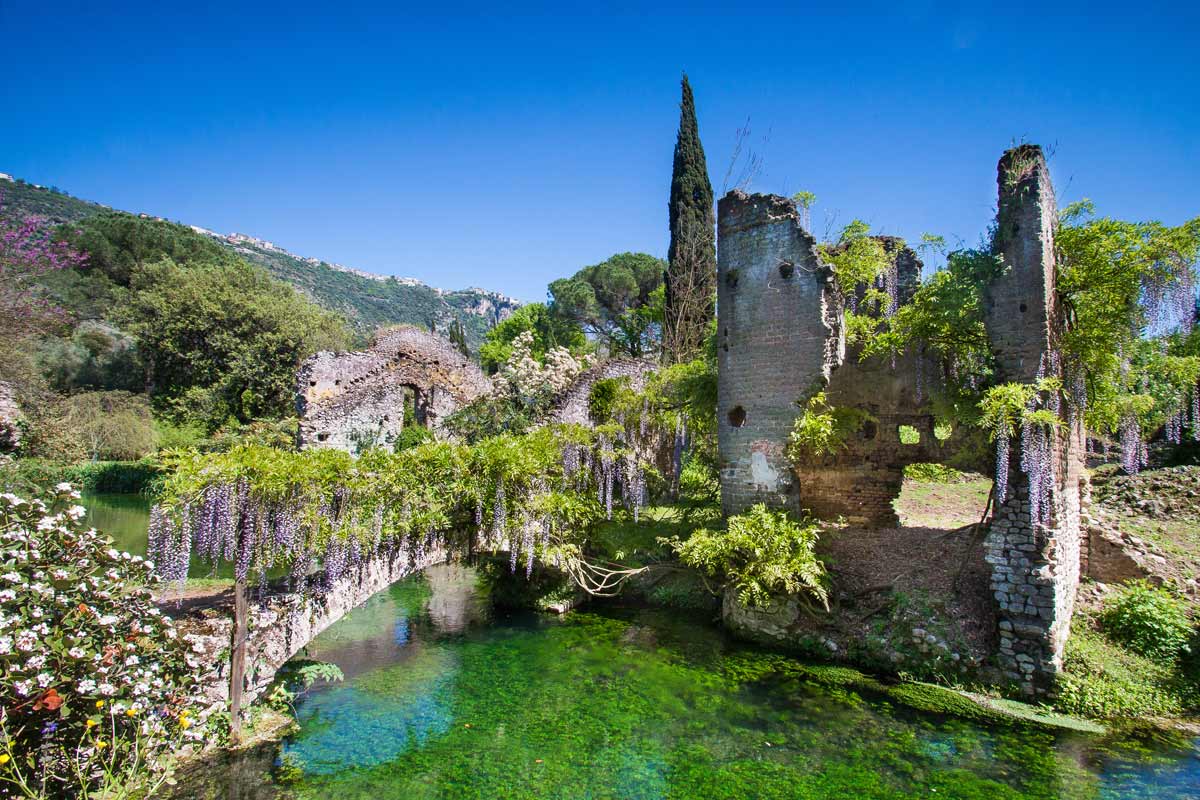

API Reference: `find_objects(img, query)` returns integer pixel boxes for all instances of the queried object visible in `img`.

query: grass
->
[894,471,992,529]
[1054,612,1198,720]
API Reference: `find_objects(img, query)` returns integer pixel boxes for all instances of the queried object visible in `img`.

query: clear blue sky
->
[3,1,1197,302]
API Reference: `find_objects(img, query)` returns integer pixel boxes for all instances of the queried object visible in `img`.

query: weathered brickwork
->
[717,191,842,515]
[982,146,1086,696]
[717,146,1085,694]
[297,325,492,451]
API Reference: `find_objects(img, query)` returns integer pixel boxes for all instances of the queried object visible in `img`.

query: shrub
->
[1098,581,1194,661]
[666,504,828,609]
[0,485,206,797]
[0,459,161,496]
[1055,625,1193,718]
[393,424,434,452]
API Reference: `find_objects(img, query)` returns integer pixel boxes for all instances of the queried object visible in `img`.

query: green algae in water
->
[192,567,1200,799]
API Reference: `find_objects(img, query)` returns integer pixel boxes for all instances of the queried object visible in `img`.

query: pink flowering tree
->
[0,199,85,345]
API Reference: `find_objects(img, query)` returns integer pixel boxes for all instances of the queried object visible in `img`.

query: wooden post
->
[229,577,248,743]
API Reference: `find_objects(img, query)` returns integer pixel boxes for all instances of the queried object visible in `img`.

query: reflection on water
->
[177,566,1200,800]
[82,492,151,555]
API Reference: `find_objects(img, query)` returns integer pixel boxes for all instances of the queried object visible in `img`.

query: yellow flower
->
[180,719,191,730]
[125,709,137,717]
[0,754,10,765]
[85,719,98,728]
[95,700,105,709]
[95,740,108,749]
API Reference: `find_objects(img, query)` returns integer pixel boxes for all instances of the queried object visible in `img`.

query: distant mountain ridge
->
[0,174,520,344]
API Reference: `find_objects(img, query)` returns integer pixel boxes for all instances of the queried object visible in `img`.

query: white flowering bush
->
[498,330,593,406]
[0,485,205,798]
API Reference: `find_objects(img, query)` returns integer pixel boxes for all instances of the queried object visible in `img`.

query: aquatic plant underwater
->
[179,569,1200,800]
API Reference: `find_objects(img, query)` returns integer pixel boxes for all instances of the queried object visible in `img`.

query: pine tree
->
[664,74,716,364]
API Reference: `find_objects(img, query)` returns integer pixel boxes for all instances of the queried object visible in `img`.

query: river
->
[169,565,1200,800]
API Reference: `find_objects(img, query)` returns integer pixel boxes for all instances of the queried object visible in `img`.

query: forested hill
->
[0,176,519,343]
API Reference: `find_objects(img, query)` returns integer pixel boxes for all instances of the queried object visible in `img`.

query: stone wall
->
[180,543,446,707]
[982,145,1086,696]
[716,191,842,515]
[715,146,1085,694]
[297,326,492,451]
[549,358,658,426]
[0,381,20,453]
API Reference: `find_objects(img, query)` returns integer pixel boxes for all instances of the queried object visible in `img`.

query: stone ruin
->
[297,326,493,451]
[0,381,20,453]
[716,145,1086,695]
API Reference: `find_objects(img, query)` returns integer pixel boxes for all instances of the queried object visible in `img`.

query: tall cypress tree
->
[664,74,716,364]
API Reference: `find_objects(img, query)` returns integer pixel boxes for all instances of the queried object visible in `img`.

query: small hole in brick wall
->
[725,269,740,290]
[778,260,795,279]
[334,379,342,386]
[1019,303,1027,312]
[861,420,877,440]
[727,406,747,428]
[317,432,330,442]
[309,380,317,387]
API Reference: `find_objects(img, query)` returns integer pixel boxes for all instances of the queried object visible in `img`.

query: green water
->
[179,566,1200,799]
[82,492,151,555]
[82,492,242,580]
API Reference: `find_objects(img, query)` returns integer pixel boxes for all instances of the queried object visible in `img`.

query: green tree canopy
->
[548,252,664,358]
[120,257,350,428]
[65,211,239,286]
[478,302,587,373]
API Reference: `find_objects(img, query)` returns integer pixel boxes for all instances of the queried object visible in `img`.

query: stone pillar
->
[983,145,1085,696]
[716,191,842,515]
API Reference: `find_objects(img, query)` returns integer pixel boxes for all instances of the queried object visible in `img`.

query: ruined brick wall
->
[716,146,1084,693]
[717,191,842,515]
[297,326,492,451]
[983,145,1086,696]
[797,347,987,525]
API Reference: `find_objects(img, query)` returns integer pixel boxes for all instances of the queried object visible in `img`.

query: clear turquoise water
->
[179,566,1200,800]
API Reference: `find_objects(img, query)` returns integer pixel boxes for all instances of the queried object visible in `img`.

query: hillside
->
[0,175,519,344]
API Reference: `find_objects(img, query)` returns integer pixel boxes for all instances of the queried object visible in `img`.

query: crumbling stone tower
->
[982,145,1086,695]
[716,193,842,514]
[716,146,1085,694]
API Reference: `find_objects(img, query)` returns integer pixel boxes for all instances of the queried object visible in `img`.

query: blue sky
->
[2,1,1197,301]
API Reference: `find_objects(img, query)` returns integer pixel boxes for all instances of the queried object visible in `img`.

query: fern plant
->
[665,504,829,610]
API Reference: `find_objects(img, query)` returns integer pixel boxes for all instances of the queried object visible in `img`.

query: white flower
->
[68,647,86,658]
[0,636,11,654]
[97,615,118,626]
[55,482,73,493]
[67,505,87,520]
[98,683,117,696]
[1,572,19,583]
[77,679,97,693]
[0,589,15,602]
[14,680,32,696]
[25,655,46,670]
[51,569,69,580]
[36,672,52,687]
[124,655,140,666]
[16,630,36,651]
[106,548,120,560]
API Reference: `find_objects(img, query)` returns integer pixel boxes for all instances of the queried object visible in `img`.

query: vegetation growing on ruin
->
[785,391,875,462]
